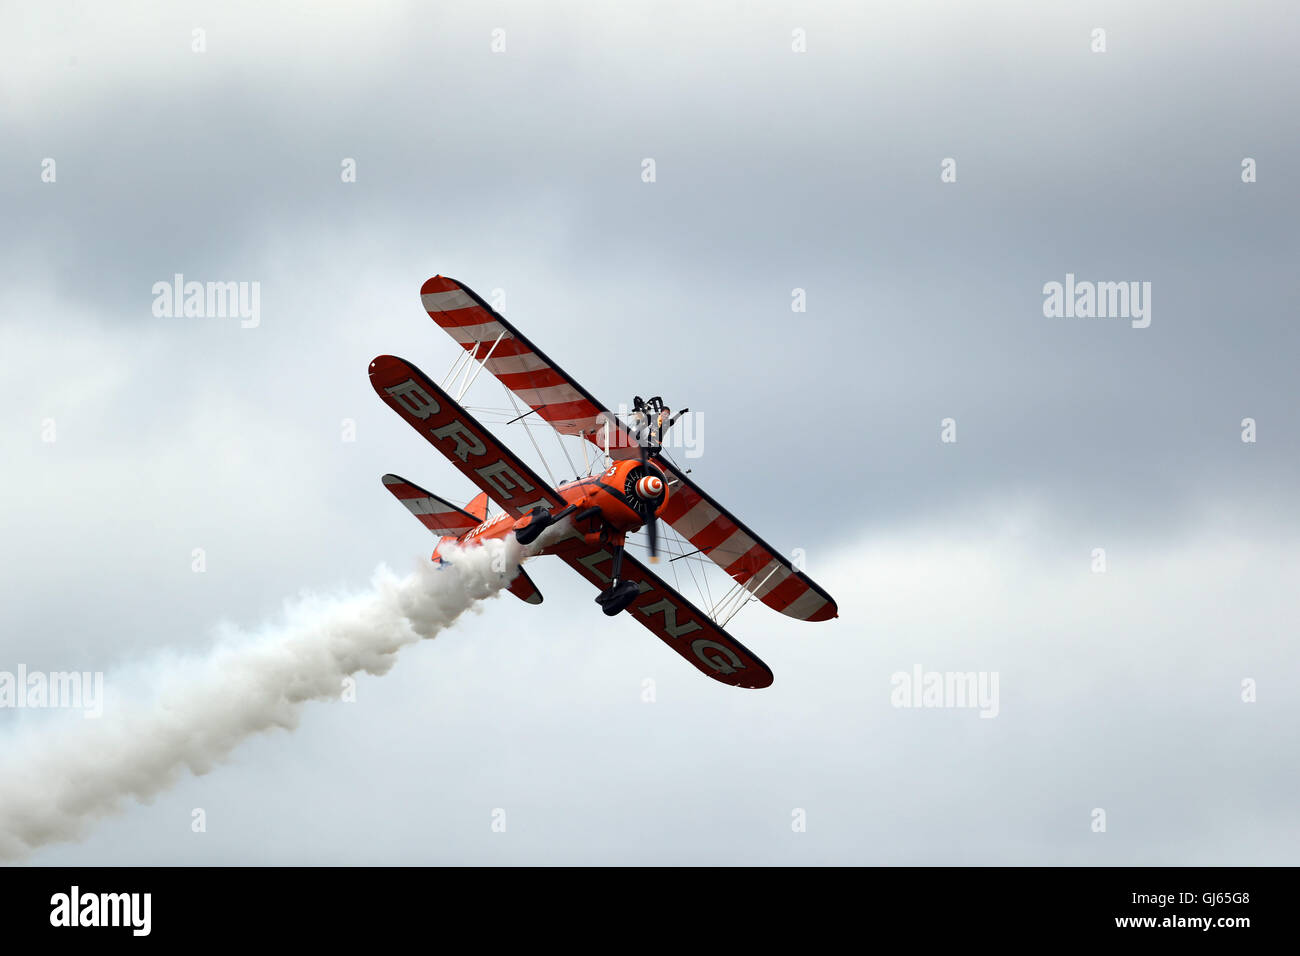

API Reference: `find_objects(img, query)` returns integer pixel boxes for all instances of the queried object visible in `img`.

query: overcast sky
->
[2,0,1297,864]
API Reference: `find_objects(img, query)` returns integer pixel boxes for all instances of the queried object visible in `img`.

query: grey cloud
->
[1,0,1297,864]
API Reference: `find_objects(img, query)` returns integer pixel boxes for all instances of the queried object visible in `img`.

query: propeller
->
[641,444,660,562]
[628,442,665,563]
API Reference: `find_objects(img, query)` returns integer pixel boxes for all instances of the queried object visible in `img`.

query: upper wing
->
[550,535,774,689]
[420,275,641,455]
[652,460,837,622]
[369,354,567,519]
[419,275,837,623]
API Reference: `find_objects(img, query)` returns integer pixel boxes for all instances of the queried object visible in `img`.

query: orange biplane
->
[370,276,837,689]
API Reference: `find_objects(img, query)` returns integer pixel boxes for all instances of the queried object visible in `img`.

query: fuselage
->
[434,458,668,561]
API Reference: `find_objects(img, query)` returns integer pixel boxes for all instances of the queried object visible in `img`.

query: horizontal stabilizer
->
[506,566,543,605]
[381,474,481,537]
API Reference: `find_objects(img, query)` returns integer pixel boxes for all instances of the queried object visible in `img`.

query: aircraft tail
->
[430,534,543,605]
[381,474,481,536]
[464,492,489,521]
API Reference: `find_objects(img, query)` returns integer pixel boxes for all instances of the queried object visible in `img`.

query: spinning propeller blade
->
[638,441,660,562]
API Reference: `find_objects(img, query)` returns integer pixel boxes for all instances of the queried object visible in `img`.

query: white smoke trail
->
[0,539,520,861]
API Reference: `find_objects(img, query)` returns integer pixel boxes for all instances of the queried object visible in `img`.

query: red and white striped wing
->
[655,466,837,622]
[421,276,634,451]
[381,474,481,537]
[551,537,774,689]
[419,275,837,623]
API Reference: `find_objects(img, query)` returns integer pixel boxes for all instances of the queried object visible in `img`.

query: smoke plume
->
[0,539,519,861]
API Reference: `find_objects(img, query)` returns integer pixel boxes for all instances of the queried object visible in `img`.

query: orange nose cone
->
[636,475,664,499]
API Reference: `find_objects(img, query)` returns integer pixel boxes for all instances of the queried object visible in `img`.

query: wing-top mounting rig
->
[369,276,838,689]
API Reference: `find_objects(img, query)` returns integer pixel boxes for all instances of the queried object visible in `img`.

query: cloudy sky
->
[2,0,1297,864]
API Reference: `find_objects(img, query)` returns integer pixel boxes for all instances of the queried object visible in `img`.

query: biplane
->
[369,276,838,689]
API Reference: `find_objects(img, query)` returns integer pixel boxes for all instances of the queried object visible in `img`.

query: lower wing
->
[551,536,774,689]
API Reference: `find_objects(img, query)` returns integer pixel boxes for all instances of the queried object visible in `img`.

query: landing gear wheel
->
[596,580,641,616]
